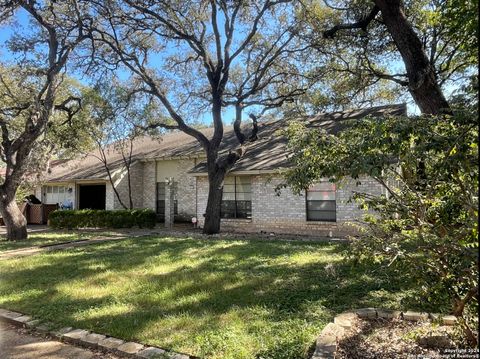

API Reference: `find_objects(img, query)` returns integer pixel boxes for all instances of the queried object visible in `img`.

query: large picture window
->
[156,182,178,220]
[221,176,252,219]
[306,182,336,222]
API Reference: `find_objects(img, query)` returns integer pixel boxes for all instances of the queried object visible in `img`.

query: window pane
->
[236,183,251,193]
[307,210,336,221]
[223,192,235,200]
[236,176,251,185]
[307,200,336,211]
[236,192,251,201]
[221,200,236,218]
[47,186,52,193]
[157,182,165,199]
[223,184,236,194]
[59,187,65,193]
[156,200,165,214]
[236,201,252,218]
[53,186,58,193]
[307,191,335,201]
[224,177,235,185]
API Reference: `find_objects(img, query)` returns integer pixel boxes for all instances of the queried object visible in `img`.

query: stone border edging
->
[0,308,193,359]
[311,308,457,359]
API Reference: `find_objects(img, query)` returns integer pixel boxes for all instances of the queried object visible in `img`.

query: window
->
[221,176,252,219]
[306,182,336,222]
[43,185,72,206]
[156,182,178,220]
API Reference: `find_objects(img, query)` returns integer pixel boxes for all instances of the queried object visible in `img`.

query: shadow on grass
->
[0,235,429,359]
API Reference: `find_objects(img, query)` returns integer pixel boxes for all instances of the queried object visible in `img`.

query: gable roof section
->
[43,103,406,182]
[44,131,207,182]
[189,103,407,174]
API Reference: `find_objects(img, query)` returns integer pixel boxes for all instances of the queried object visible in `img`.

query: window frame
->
[306,181,336,222]
[221,176,252,219]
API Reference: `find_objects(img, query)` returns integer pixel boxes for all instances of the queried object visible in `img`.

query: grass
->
[0,235,432,359]
[0,230,118,252]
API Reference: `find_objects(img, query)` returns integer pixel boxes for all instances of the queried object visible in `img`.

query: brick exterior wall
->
[196,174,385,237]
[111,161,144,209]
[174,159,197,221]
[37,161,384,237]
[105,182,114,210]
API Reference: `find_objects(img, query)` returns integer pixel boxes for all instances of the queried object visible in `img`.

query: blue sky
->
[0,6,450,125]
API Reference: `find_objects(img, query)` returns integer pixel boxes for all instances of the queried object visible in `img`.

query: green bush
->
[48,209,156,229]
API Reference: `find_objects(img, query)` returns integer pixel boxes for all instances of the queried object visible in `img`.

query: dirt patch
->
[337,317,457,359]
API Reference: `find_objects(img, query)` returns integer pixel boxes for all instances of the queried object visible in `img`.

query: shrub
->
[284,112,478,346]
[49,209,156,229]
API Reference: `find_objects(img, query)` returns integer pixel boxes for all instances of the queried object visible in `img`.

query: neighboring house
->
[34,104,406,236]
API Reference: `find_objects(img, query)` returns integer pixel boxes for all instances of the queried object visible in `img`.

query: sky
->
[0,4,464,126]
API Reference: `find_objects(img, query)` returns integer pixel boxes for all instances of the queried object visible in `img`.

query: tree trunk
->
[203,170,226,235]
[375,0,451,115]
[0,190,27,241]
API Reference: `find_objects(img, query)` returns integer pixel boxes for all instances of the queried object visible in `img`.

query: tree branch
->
[323,5,380,39]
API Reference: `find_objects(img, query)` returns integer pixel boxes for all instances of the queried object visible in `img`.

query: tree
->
[284,112,478,346]
[87,0,312,234]
[80,80,159,210]
[0,1,92,240]
[302,0,477,115]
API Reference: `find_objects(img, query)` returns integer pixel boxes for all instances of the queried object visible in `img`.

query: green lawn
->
[0,230,117,252]
[0,235,434,359]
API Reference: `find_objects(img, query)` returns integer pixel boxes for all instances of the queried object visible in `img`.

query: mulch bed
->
[336,317,457,359]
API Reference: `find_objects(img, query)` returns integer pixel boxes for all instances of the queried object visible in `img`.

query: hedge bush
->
[48,209,157,229]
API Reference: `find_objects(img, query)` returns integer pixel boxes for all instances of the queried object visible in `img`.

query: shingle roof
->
[189,103,407,174]
[44,131,207,182]
[44,104,406,182]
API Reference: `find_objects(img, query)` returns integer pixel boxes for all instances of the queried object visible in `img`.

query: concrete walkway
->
[0,321,118,359]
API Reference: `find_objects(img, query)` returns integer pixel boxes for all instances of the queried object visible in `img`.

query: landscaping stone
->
[321,322,345,338]
[63,328,90,344]
[312,348,335,359]
[316,334,337,352]
[117,341,144,356]
[441,315,457,325]
[35,322,54,334]
[355,307,377,319]
[314,307,458,359]
[82,332,107,348]
[98,336,125,351]
[335,311,356,320]
[377,309,401,319]
[333,313,355,330]
[25,319,42,329]
[403,311,429,321]
[313,322,345,359]
[12,315,32,326]
[0,309,23,322]
[137,346,166,358]
[167,353,190,359]
[0,308,11,316]
[50,326,74,339]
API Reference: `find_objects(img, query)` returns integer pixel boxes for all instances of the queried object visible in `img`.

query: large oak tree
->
[88,0,312,234]
[302,0,477,115]
[0,0,92,240]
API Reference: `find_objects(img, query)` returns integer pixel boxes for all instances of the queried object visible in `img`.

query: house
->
[34,104,406,236]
